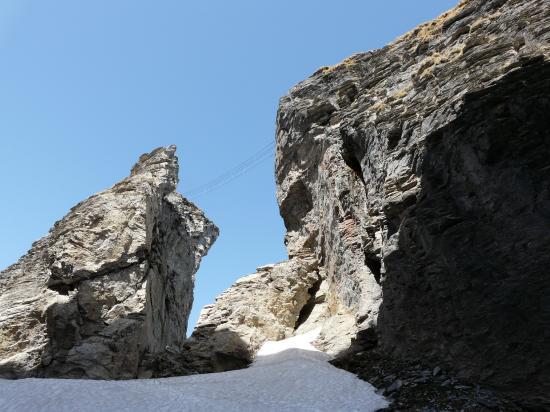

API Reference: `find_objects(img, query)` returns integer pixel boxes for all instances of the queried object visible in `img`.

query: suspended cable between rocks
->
[184,141,275,198]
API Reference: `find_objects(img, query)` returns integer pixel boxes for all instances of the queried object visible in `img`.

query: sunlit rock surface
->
[144,259,320,376]
[0,146,218,379]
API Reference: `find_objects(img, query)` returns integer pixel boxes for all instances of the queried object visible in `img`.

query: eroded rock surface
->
[145,259,320,376]
[0,146,218,379]
[190,0,549,407]
[274,0,549,406]
[192,259,319,356]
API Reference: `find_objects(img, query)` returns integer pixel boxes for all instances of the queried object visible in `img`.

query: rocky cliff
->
[0,146,218,379]
[2,0,547,407]
[194,0,550,407]
[277,0,550,405]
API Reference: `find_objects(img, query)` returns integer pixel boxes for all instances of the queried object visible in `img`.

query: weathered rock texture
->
[0,146,218,379]
[189,0,549,407]
[190,259,319,369]
[274,0,550,406]
[144,259,320,377]
[184,262,363,365]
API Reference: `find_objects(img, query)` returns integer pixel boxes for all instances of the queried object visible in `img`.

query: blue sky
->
[0,0,457,330]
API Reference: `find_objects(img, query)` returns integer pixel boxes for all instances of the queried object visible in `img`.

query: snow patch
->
[254,327,329,366]
[0,330,388,411]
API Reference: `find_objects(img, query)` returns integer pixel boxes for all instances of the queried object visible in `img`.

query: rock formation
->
[194,0,550,407]
[143,259,320,376]
[0,146,218,379]
[1,0,547,407]
[190,259,319,370]
[278,0,550,405]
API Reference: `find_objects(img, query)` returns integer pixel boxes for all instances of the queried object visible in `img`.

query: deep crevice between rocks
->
[386,123,403,151]
[294,275,323,330]
[364,253,382,285]
[340,128,367,187]
[341,149,366,187]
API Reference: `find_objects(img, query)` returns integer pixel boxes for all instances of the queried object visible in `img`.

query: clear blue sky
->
[0,0,457,330]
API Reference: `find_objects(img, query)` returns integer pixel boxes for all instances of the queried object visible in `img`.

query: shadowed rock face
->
[0,146,218,379]
[379,61,550,402]
[273,0,549,406]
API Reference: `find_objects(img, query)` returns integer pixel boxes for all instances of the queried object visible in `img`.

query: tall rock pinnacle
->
[0,146,218,379]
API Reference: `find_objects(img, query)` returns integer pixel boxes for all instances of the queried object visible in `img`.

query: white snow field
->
[0,329,388,412]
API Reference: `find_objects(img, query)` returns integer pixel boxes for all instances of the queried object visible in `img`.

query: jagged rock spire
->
[0,146,218,379]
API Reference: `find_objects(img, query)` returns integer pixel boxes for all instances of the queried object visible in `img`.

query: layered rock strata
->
[0,146,218,379]
[194,0,550,406]
[275,0,549,405]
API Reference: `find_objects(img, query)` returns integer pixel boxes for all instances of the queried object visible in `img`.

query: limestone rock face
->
[274,0,549,405]
[0,146,218,379]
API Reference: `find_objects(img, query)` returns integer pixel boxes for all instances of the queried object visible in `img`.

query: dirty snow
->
[0,329,388,411]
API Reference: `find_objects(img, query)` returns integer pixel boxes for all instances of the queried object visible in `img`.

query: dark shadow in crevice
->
[386,123,403,151]
[341,130,366,186]
[279,179,313,233]
[364,254,382,285]
[294,276,323,330]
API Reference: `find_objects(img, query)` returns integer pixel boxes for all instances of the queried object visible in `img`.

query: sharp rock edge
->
[0,146,218,379]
